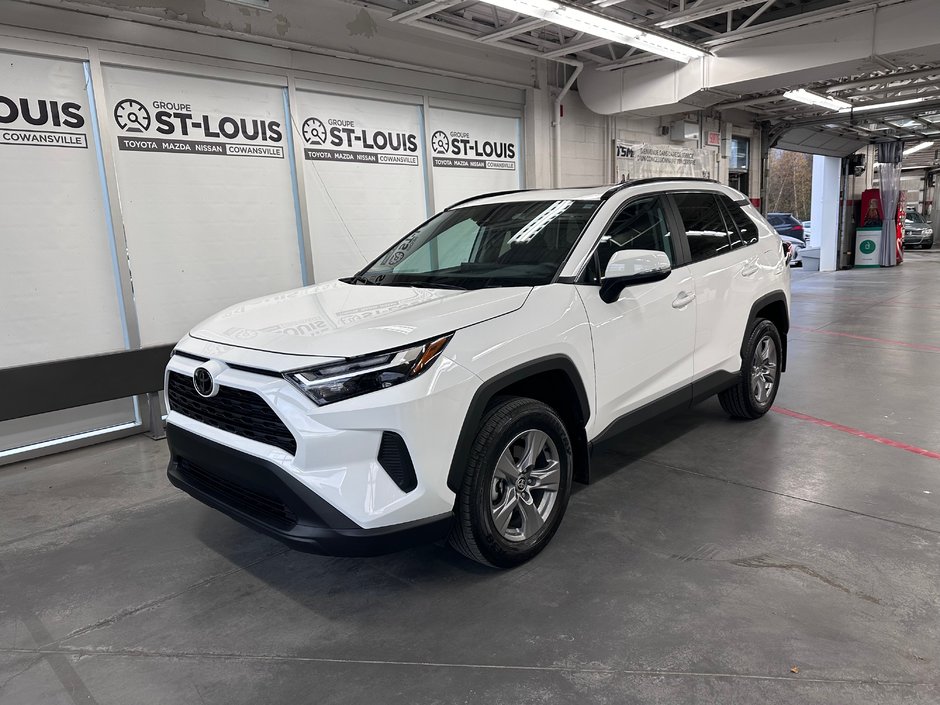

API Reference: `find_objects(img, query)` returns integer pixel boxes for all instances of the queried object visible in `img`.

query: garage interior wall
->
[0,1,534,461]
[559,90,754,189]
[0,0,760,461]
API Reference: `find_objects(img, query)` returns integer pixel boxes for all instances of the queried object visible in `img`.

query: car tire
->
[449,397,573,568]
[718,319,783,420]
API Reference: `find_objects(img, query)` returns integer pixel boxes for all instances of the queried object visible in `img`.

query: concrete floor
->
[2,251,939,705]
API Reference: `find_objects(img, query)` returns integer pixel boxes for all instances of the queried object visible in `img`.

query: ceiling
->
[354,0,882,70]
[355,0,939,154]
[715,63,940,147]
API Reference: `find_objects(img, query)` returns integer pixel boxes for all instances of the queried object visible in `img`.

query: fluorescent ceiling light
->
[479,0,706,63]
[903,141,934,156]
[839,97,930,113]
[784,89,852,111]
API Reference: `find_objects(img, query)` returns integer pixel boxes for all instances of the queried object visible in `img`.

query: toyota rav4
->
[165,179,791,567]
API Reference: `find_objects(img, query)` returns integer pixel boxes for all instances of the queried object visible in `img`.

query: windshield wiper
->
[418,282,467,290]
[341,275,379,285]
[377,279,468,290]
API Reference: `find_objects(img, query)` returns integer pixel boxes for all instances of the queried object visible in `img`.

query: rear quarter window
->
[720,197,760,246]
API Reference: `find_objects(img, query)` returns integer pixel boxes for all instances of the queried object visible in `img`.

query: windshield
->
[350,200,600,289]
[905,211,925,223]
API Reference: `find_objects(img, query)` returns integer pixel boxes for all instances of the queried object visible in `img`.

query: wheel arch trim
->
[747,290,789,371]
[446,355,591,493]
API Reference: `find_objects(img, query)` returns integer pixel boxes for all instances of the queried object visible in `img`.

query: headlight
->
[926,228,934,236]
[285,333,453,406]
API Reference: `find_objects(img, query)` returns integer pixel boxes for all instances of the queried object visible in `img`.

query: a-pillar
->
[811,155,842,272]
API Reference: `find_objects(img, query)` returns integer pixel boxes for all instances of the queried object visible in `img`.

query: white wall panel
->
[101,66,302,346]
[295,90,428,282]
[429,108,523,209]
[0,50,126,367]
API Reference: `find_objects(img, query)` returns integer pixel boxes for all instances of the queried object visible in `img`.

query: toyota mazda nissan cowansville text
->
[164,179,791,567]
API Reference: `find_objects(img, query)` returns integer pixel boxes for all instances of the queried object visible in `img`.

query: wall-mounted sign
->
[429,127,516,170]
[296,90,428,282]
[707,131,721,147]
[110,95,284,158]
[301,113,420,166]
[0,94,88,148]
[429,108,522,209]
[615,141,711,181]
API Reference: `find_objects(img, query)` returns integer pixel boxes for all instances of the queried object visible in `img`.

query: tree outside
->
[766,149,813,220]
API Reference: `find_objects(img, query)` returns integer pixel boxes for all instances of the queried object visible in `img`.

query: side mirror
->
[599,249,671,304]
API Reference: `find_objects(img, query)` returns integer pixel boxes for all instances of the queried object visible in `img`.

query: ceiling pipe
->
[554,62,584,188]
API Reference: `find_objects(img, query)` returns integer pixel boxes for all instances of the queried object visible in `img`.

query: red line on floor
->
[791,293,940,310]
[790,325,940,353]
[772,406,940,461]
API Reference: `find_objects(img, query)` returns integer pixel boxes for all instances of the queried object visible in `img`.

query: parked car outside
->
[164,180,791,567]
[903,210,934,249]
[779,233,804,267]
[767,212,806,243]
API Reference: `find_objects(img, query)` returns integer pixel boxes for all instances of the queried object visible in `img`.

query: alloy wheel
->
[750,335,778,405]
[489,429,560,542]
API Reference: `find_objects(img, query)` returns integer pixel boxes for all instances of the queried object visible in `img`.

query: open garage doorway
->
[765,148,814,246]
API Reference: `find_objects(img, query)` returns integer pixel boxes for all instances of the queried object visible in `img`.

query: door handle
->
[741,262,759,277]
[672,291,696,309]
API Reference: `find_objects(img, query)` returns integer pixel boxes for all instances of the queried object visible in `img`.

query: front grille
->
[176,457,298,529]
[167,371,297,455]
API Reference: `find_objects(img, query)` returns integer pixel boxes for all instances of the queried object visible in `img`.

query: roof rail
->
[444,189,531,210]
[600,177,720,201]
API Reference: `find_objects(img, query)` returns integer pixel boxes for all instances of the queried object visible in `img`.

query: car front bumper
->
[164,337,481,551]
[166,424,452,555]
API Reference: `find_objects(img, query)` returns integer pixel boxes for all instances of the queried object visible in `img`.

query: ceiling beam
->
[736,0,776,31]
[476,17,548,42]
[826,67,940,93]
[786,98,940,130]
[387,0,463,22]
[542,37,610,58]
[654,0,772,29]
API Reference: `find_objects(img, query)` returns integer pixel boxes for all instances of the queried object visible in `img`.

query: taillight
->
[792,224,804,233]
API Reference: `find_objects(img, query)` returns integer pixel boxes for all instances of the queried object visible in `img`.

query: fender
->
[747,290,789,371]
[446,355,591,493]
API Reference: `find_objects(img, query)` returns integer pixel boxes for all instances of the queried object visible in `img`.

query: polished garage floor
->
[2,251,939,705]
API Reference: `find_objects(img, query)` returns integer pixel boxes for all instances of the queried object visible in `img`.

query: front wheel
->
[449,397,573,568]
[718,319,782,419]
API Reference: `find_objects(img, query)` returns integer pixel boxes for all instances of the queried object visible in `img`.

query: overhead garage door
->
[0,49,138,454]
[100,65,304,347]
[294,87,429,282]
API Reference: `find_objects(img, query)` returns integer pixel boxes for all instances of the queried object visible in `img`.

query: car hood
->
[189,280,531,358]
[904,222,930,231]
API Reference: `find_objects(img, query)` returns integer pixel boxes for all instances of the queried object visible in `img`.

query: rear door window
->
[671,192,734,262]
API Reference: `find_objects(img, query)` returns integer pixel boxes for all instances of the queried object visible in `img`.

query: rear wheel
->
[449,397,573,568]
[719,319,782,419]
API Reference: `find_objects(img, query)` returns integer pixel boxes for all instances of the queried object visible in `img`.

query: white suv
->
[165,179,790,567]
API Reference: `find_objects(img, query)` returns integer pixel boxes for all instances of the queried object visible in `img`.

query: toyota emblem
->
[193,367,216,398]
